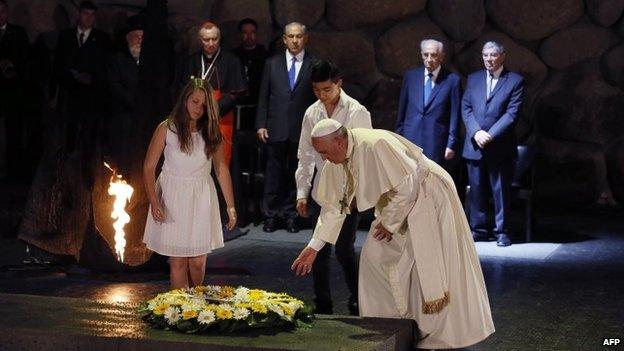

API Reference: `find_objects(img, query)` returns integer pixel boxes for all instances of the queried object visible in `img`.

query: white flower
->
[233,287,249,302]
[181,303,194,313]
[288,300,304,312]
[207,285,221,293]
[267,302,284,317]
[233,307,250,320]
[197,310,216,325]
[186,297,206,310]
[164,306,181,324]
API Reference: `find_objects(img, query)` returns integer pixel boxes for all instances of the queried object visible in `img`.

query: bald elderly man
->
[292,119,494,349]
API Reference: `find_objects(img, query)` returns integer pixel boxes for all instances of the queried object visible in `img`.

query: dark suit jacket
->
[255,51,316,143]
[53,27,111,95]
[461,69,523,162]
[107,50,138,116]
[0,23,29,73]
[0,23,30,114]
[232,45,267,105]
[395,66,461,164]
[176,49,247,116]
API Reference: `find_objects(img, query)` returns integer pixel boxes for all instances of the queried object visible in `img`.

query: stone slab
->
[0,293,415,351]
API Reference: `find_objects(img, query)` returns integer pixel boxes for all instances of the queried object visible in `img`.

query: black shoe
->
[314,303,333,315]
[348,300,359,316]
[286,218,299,233]
[496,233,512,247]
[472,231,488,242]
[263,218,277,233]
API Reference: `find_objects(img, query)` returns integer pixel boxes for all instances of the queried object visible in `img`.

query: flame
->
[104,162,134,262]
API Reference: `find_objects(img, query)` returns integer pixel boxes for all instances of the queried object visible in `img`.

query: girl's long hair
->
[167,77,222,158]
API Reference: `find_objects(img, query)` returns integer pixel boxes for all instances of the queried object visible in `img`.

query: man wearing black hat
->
[106,16,143,161]
[52,0,110,164]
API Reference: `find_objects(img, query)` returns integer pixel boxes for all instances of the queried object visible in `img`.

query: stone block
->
[486,0,584,41]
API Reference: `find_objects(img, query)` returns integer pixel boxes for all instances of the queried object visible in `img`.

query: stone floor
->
[0,192,623,350]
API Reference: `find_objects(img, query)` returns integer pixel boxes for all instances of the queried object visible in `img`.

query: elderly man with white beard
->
[107,15,144,160]
[291,119,495,350]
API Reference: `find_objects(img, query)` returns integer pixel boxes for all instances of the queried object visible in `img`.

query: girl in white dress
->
[143,78,236,289]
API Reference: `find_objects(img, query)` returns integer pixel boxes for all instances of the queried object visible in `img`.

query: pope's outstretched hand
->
[291,246,318,276]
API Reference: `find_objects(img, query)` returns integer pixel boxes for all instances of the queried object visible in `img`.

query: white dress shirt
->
[486,65,504,98]
[77,27,92,46]
[285,49,305,82]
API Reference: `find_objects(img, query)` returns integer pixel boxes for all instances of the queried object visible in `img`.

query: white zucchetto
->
[311,119,343,138]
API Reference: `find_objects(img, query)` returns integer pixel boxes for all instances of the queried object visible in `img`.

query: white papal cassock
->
[311,128,495,349]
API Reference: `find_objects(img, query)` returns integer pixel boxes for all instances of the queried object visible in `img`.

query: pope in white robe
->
[292,119,495,349]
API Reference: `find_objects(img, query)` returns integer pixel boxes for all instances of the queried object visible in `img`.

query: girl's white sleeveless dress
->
[143,127,224,257]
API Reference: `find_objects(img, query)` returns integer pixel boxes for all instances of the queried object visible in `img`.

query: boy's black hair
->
[311,59,341,83]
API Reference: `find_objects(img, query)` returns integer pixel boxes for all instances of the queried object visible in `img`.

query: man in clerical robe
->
[176,21,247,166]
[292,119,495,350]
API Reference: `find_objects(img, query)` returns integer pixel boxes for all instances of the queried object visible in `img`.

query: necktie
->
[486,73,493,99]
[0,28,5,42]
[79,32,85,47]
[288,56,297,90]
[423,72,433,105]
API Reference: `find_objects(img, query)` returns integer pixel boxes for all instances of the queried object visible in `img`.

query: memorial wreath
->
[140,285,314,333]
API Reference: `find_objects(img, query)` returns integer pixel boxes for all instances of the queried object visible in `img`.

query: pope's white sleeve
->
[307,238,326,251]
[378,173,419,234]
[310,204,347,245]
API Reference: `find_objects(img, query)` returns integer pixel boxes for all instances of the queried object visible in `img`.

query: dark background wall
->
[6,0,624,206]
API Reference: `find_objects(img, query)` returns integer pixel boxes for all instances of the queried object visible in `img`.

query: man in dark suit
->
[106,16,143,162]
[255,22,316,233]
[461,41,524,247]
[232,18,267,112]
[396,39,460,166]
[52,0,110,159]
[0,0,30,181]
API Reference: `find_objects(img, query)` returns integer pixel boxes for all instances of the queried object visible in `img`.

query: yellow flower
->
[182,310,198,320]
[216,307,233,320]
[235,302,251,309]
[194,286,208,293]
[251,302,268,314]
[282,304,294,316]
[153,304,169,315]
[220,286,235,299]
[248,289,265,301]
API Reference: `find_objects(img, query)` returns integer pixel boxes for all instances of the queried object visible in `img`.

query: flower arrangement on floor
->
[140,285,314,333]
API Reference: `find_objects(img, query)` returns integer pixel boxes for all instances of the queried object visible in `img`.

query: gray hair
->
[284,22,307,34]
[420,39,444,53]
[482,41,505,54]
